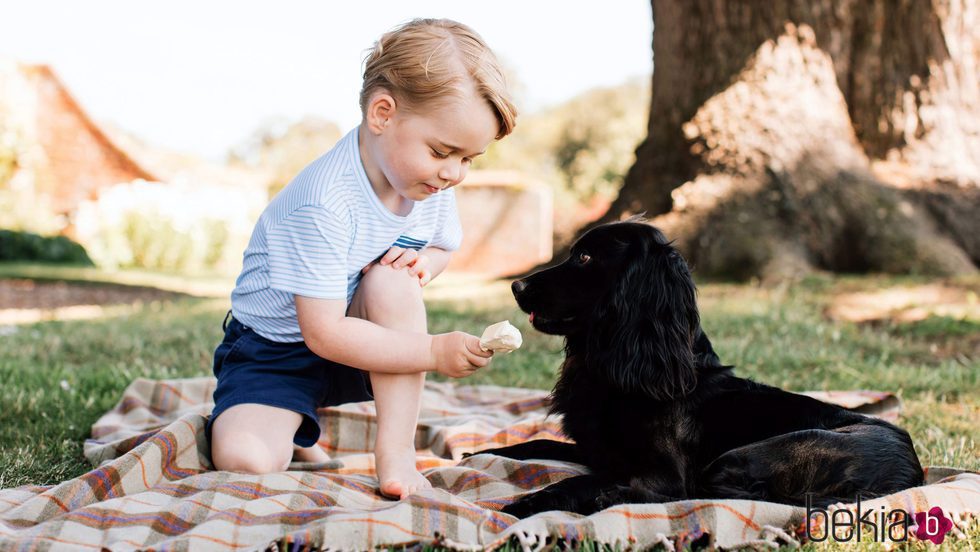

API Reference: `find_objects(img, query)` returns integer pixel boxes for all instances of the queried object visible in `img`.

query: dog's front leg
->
[465,439,585,464]
[591,470,689,513]
[503,475,681,518]
[592,484,680,512]
[503,474,606,518]
[578,463,690,515]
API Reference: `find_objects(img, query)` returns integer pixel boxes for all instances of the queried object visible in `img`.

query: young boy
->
[206,18,518,500]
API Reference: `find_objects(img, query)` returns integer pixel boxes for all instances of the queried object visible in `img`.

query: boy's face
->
[374,87,499,201]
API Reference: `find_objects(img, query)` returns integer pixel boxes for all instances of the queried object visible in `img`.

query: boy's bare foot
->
[292,443,331,464]
[375,446,430,499]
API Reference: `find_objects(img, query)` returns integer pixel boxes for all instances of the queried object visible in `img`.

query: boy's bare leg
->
[211,403,303,473]
[348,264,431,499]
[369,371,428,499]
[293,442,331,463]
[212,405,329,470]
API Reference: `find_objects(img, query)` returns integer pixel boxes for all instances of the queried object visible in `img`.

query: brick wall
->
[24,66,152,214]
[448,171,553,276]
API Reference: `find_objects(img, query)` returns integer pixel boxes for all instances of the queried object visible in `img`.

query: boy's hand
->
[362,247,432,286]
[430,332,493,378]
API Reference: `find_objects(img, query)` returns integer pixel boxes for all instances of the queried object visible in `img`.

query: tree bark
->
[578,0,979,280]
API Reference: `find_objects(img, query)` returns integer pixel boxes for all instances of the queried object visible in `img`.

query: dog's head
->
[512,220,699,399]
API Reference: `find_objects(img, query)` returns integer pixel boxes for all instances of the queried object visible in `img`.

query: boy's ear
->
[366,91,397,134]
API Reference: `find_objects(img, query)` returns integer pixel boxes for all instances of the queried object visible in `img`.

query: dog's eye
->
[576,252,591,265]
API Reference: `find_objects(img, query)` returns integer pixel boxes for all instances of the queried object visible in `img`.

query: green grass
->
[0,267,977,549]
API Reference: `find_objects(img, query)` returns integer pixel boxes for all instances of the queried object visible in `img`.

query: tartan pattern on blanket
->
[0,377,976,550]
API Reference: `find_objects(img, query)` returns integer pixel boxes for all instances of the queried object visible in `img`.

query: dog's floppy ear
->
[588,240,699,400]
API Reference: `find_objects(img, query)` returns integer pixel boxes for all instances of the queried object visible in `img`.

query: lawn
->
[0,264,977,549]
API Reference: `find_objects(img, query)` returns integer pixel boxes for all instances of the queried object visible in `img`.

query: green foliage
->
[0,229,93,265]
[475,78,650,203]
[74,181,260,274]
[228,116,342,198]
[121,211,194,271]
[93,209,223,273]
[201,219,230,268]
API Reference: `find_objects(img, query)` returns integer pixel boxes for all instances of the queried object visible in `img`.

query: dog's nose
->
[511,279,528,295]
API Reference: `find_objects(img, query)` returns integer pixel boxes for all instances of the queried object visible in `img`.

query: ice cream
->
[479,321,523,353]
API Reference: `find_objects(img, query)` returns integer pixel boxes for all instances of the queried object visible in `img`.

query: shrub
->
[73,179,263,273]
[0,229,94,265]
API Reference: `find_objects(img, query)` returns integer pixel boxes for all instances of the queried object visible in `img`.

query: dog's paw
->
[461,450,495,459]
[592,489,619,513]
[463,447,508,459]
[592,485,679,512]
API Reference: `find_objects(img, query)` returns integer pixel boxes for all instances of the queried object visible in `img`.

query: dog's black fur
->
[474,221,924,518]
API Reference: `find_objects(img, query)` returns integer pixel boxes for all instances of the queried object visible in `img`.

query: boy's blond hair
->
[360,18,517,139]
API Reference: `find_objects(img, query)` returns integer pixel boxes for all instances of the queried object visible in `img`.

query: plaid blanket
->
[0,377,976,550]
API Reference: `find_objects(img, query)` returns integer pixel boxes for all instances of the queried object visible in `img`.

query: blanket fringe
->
[949,510,977,540]
[433,533,485,552]
[735,525,801,550]
[514,529,550,552]
[649,532,676,552]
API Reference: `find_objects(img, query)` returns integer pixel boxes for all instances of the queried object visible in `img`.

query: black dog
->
[473,221,923,518]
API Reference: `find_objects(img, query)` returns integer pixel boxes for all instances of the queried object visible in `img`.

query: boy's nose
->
[439,163,463,184]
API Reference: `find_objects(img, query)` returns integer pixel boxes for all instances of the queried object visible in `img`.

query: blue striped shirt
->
[230,126,463,342]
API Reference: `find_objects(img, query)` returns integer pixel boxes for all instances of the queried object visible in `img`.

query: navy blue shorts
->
[206,313,373,448]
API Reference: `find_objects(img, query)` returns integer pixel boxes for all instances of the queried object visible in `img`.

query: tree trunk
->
[584,0,980,280]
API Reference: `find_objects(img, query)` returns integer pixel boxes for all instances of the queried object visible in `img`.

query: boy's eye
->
[431,149,449,159]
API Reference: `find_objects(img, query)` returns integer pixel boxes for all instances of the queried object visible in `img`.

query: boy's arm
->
[421,247,452,280]
[296,297,434,373]
[295,295,488,376]
[367,246,453,287]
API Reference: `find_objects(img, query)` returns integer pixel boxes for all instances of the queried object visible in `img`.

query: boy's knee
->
[360,264,423,307]
[211,433,292,474]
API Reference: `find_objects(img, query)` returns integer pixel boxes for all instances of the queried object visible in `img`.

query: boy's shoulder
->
[274,130,362,209]
[301,127,361,187]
